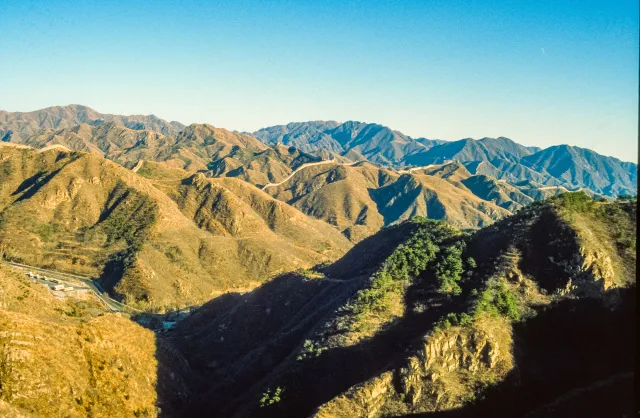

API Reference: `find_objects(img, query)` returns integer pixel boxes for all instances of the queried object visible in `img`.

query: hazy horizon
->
[2,0,638,162]
[2,102,637,163]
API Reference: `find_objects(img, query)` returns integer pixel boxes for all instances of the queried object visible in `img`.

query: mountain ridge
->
[1,106,636,201]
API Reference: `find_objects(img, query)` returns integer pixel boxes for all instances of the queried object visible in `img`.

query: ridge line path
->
[261,159,363,190]
[396,164,440,174]
[3,261,138,313]
[131,160,144,173]
[260,159,458,190]
[537,185,585,192]
[396,160,457,174]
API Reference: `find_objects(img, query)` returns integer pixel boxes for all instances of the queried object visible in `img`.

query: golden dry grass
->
[0,264,157,417]
[0,147,352,309]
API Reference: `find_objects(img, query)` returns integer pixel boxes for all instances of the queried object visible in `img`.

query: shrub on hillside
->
[474,280,519,321]
[553,192,595,213]
[433,243,465,295]
[350,218,463,325]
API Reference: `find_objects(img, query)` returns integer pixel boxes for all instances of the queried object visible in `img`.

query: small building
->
[52,284,64,291]
[64,286,74,292]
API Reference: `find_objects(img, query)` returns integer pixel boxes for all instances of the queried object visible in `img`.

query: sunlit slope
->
[0,263,157,417]
[0,146,351,309]
[265,161,512,241]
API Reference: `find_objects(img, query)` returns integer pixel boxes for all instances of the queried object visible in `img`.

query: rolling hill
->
[22,121,270,172]
[2,106,635,198]
[0,144,351,309]
[206,143,321,186]
[263,160,537,242]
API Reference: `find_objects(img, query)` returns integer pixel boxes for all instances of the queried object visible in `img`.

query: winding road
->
[4,261,134,312]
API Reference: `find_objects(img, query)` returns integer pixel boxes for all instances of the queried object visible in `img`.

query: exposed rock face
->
[548,245,615,297]
[313,372,394,418]
[311,317,511,418]
[579,248,616,290]
[400,326,504,407]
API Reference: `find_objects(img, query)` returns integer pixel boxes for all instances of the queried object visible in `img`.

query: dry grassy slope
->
[375,172,510,228]
[0,146,351,309]
[207,144,321,186]
[167,173,351,261]
[23,122,175,169]
[0,104,185,143]
[267,162,400,242]
[161,196,635,418]
[0,264,157,418]
[413,162,533,211]
[23,121,269,173]
[170,124,268,171]
[266,161,511,242]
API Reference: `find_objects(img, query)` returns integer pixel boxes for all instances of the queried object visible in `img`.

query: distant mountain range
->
[0,105,636,201]
[253,121,637,197]
[0,104,184,141]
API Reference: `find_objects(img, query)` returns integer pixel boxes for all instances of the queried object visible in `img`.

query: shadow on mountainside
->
[152,263,474,417]
[150,222,421,417]
[229,282,466,418]
[156,271,635,417]
[407,285,636,418]
[153,272,366,417]
[151,205,635,417]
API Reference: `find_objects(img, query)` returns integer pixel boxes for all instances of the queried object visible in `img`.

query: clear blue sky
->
[1,0,638,161]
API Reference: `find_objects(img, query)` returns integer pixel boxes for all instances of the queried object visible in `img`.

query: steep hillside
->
[405,137,538,165]
[461,175,534,211]
[265,161,513,241]
[253,120,442,165]
[0,145,351,309]
[266,162,397,242]
[464,159,563,186]
[0,263,158,417]
[522,145,637,196]
[158,193,635,417]
[21,119,269,172]
[23,122,175,169]
[371,171,509,228]
[207,144,321,186]
[251,121,343,153]
[0,104,184,142]
[170,124,268,171]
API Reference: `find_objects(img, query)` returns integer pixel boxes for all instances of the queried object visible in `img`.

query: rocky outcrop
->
[398,324,508,410]
[312,372,393,418]
[312,320,511,418]
[548,247,615,297]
